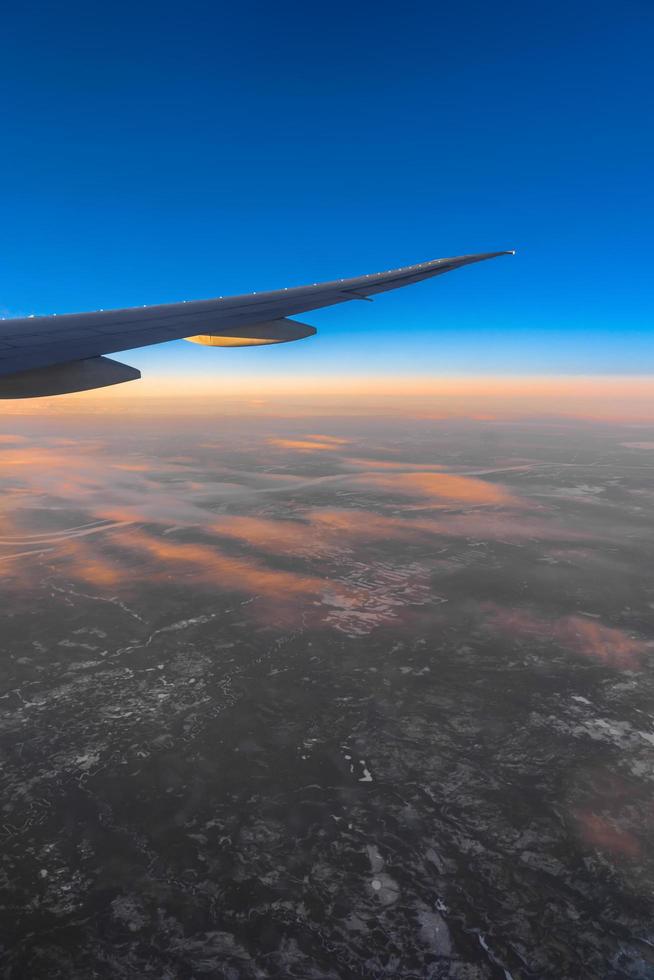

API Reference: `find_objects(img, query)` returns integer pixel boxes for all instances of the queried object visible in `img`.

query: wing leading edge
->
[0,250,513,397]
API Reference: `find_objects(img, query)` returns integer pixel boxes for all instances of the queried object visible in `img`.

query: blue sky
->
[1,0,652,377]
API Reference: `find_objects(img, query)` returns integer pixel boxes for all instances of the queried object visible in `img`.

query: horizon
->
[3,374,654,423]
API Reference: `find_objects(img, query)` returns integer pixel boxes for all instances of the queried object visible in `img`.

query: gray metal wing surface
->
[0,250,512,397]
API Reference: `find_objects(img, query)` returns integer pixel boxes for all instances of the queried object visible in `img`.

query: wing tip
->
[432,249,515,265]
[472,249,515,259]
[453,249,516,266]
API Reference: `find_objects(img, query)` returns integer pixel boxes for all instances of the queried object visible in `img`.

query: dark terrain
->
[1,415,653,979]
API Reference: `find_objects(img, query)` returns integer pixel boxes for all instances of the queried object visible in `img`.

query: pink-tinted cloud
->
[268,435,351,451]
[209,508,426,556]
[304,434,351,445]
[573,809,641,859]
[115,527,324,599]
[353,470,520,506]
[483,605,648,670]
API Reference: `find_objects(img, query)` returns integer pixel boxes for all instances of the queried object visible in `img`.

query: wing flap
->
[185,318,316,348]
[0,355,141,398]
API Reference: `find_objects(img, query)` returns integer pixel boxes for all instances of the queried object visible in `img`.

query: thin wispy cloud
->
[268,436,351,451]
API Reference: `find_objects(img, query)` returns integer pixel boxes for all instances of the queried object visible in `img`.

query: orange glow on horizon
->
[1,374,653,420]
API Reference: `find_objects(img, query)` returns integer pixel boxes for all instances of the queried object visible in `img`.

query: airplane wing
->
[0,250,513,397]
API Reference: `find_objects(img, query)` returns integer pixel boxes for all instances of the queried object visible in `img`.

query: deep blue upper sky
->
[1,0,652,376]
